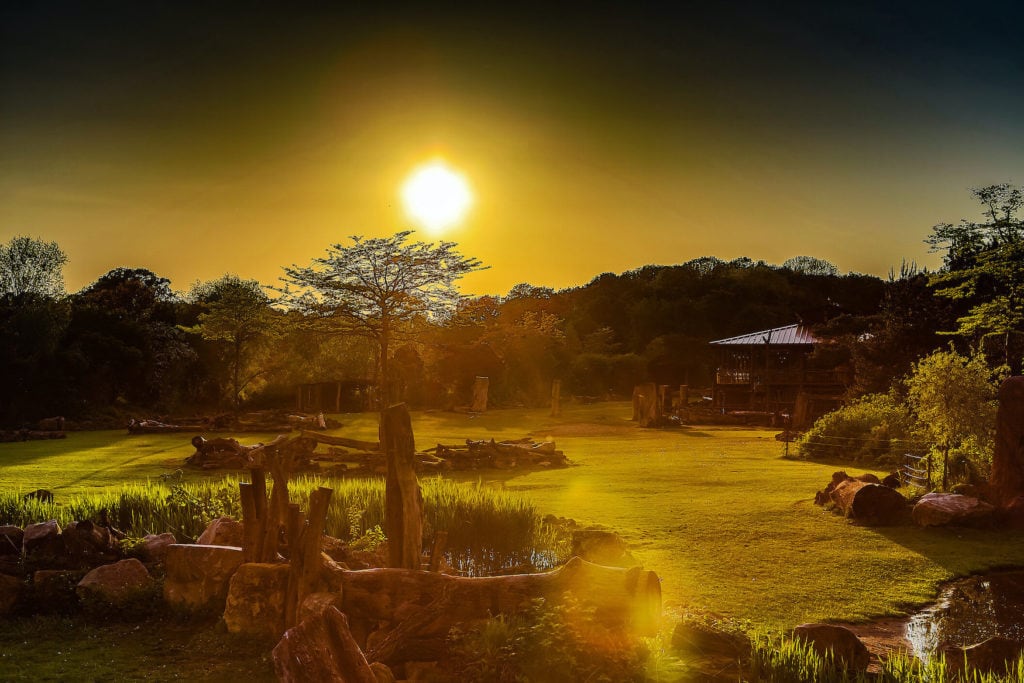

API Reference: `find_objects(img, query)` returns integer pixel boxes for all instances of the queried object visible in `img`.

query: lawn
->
[3,401,1024,631]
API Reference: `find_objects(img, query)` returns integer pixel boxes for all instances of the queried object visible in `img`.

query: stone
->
[63,520,119,567]
[76,558,153,605]
[0,525,24,555]
[33,569,85,612]
[854,473,881,484]
[223,562,289,638]
[912,493,996,527]
[991,376,1024,505]
[571,528,637,567]
[163,544,244,613]
[881,473,902,489]
[22,520,63,564]
[792,623,870,671]
[0,572,22,615]
[136,533,177,563]
[197,516,244,547]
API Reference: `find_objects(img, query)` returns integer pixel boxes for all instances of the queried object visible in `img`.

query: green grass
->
[3,402,1024,630]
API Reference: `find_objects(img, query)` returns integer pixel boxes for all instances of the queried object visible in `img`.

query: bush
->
[796,393,918,465]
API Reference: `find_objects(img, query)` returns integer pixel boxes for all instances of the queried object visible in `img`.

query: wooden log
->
[285,504,305,629]
[380,404,423,570]
[272,606,378,683]
[829,479,908,526]
[295,487,333,622]
[336,556,662,637]
[239,483,260,563]
[301,430,380,452]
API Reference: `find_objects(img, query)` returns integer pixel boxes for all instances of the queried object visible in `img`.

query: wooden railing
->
[715,369,849,385]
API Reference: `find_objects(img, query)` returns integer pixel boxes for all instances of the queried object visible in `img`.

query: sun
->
[401,160,473,234]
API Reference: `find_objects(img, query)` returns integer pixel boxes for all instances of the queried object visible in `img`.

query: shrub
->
[796,393,918,465]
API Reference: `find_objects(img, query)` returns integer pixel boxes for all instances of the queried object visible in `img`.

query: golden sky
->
[1,4,1021,296]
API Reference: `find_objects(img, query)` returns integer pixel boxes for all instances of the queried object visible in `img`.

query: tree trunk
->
[635,382,660,427]
[332,556,662,638]
[272,606,378,683]
[550,379,561,417]
[471,377,489,412]
[829,479,907,526]
[990,376,1024,505]
[380,403,423,570]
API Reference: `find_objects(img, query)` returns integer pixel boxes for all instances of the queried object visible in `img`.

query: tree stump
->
[380,403,423,570]
[990,376,1024,506]
[550,379,562,417]
[470,376,489,412]
[635,382,660,427]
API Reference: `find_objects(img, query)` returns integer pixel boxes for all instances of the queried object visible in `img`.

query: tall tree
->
[927,183,1024,371]
[278,231,485,405]
[0,235,67,301]
[187,274,280,409]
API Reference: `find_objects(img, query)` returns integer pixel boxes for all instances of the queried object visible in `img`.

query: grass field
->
[3,401,1024,631]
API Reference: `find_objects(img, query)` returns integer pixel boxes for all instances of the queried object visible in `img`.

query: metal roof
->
[709,323,818,346]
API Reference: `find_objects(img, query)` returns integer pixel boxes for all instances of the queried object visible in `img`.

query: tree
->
[187,274,280,409]
[0,235,68,300]
[782,255,839,277]
[905,348,999,490]
[927,183,1024,371]
[278,231,485,405]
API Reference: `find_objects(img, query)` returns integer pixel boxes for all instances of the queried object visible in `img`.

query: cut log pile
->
[429,437,568,470]
[185,434,318,471]
[814,471,908,526]
[0,417,67,442]
[128,410,341,434]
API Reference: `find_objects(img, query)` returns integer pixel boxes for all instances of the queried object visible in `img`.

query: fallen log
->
[829,479,908,526]
[301,430,380,452]
[331,556,661,637]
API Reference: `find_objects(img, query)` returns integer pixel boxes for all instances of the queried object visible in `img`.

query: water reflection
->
[906,571,1024,660]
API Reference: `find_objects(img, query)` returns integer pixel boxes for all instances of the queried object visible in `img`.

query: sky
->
[1,1,1022,297]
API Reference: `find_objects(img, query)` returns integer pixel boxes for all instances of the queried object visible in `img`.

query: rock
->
[881,473,901,489]
[163,544,244,613]
[792,623,870,671]
[671,620,751,660]
[991,376,1024,505]
[571,528,637,567]
[63,520,119,567]
[33,569,85,612]
[941,636,1024,675]
[223,563,289,638]
[854,473,881,484]
[912,493,996,527]
[951,483,984,498]
[0,525,24,555]
[0,573,22,615]
[22,520,63,564]
[298,591,345,624]
[136,533,177,563]
[197,516,244,547]
[76,558,153,606]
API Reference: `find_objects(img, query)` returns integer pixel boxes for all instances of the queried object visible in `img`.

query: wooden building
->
[709,323,849,427]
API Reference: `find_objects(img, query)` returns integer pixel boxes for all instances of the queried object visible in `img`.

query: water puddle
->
[906,570,1024,660]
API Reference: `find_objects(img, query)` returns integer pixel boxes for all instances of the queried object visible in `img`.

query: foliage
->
[927,183,1024,371]
[0,235,68,300]
[447,597,648,682]
[782,255,839,276]
[797,392,919,465]
[277,230,486,403]
[905,347,1000,488]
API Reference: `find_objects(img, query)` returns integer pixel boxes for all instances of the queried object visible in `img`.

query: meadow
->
[3,401,1024,631]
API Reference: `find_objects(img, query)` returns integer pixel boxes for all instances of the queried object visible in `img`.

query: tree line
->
[1,184,1019,426]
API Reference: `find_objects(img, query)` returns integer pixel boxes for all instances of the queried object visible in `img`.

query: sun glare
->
[401,161,473,233]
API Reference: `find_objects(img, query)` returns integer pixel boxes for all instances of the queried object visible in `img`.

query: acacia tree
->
[278,231,485,405]
[927,183,1024,371]
[0,235,68,301]
[187,274,280,409]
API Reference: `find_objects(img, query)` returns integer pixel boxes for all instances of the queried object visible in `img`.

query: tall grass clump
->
[796,393,920,466]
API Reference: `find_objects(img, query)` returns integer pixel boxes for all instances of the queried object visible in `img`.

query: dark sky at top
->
[1,1,1022,293]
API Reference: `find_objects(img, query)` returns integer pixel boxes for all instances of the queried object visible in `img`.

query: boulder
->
[163,544,244,613]
[941,636,1024,675]
[76,558,153,606]
[854,473,881,484]
[881,473,901,489]
[571,528,637,567]
[197,516,244,547]
[136,533,177,563]
[912,493,996,527]
[223,563,289,638]
[22,520,63,564]
[0,525,24,555]
[63,520,119,567]
[33,569,85,612]
[0,572,22,615]
[792,623,870,671]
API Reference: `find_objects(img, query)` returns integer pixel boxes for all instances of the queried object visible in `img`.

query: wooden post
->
[239,483,260,563]
[550,379,562,417]
[380,403,423,570]
[470,377,489,412]
[636,383,659,427]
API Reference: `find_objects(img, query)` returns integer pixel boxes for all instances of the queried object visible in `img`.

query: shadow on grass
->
[870,523,1024,576]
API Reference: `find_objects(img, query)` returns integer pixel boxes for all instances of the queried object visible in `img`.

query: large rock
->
[197,516,244,547]
[991,377,1024,505]
[63,520,119,567]
[163,544,244,613]
[223,562,289,638]
[136,533,177,564]
[76,558,153,606]
[22,520,63,564]
[0,573,22,615]
[912,493,996,527]
[792,623,870,671]
[0,525,24,555]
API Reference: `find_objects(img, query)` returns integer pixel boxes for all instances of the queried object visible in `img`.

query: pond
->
[906,570,1024,660]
